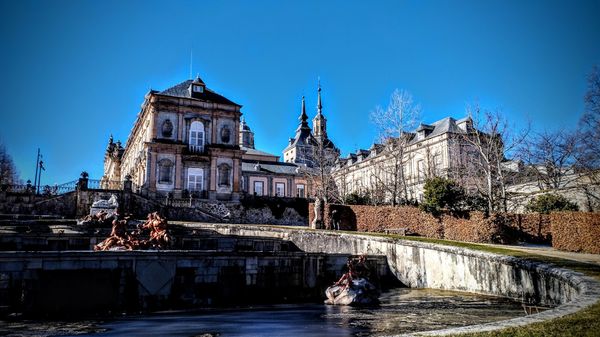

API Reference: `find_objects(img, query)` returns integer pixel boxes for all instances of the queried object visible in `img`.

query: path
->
[483,243,600,265]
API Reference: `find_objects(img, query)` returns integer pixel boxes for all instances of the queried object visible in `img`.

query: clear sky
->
[0,0,599,185]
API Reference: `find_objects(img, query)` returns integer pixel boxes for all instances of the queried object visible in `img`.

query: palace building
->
[332,116,479,203]
[101,75,327,201]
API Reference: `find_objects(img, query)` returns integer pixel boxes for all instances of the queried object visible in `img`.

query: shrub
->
[419,177,466,215]
[525,193,579,214]
[344,192,371,205]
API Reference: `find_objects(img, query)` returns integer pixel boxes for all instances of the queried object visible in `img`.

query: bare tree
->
[575,65,600,208]
[460,104,528,212]
[370,89,421,205]
[302,136,340,227]
[0,142,20,185]
[521,130,578,190]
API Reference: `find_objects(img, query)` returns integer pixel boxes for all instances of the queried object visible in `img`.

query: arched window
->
[220,126,231,143]
[189,121,205,153]
[218,164,231,186]
[158,159,173,184]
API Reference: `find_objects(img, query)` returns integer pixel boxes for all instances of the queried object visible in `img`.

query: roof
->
[337,116,473,165]
[242,147,279,158]
[242,161,302,175]
[408,116,469,145]
[157,79,240,106]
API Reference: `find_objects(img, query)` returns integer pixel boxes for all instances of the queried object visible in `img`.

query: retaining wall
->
[0,250,389,316]
[193,224,600,335]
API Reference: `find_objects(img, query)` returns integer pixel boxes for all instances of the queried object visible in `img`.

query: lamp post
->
[37,160,45,194]
[33,148,40,192]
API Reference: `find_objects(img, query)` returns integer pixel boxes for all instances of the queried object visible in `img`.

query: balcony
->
[182,145,209,160]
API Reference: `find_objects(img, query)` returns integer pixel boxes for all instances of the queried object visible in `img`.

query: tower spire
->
[317,77,322,115]
[299,95,308,124]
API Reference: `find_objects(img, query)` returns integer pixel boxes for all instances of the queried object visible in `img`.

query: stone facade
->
[506,171,600,212]
[101,75,243,201]
[332,116,478,203]
[102,75,313,202]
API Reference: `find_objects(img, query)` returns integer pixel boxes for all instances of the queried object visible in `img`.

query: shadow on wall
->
[328,204,357,231]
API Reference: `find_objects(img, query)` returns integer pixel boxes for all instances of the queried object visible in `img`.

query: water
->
[0,288,532,337]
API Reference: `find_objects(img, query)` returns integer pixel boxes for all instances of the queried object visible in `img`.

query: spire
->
[313,79,327,139]
[299,96,308,125]
[317,77,322,115]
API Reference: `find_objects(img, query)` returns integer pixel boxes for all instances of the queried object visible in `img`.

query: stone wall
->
[196,224,600,335]
[0,250,388,316]
[1,189,308,225]
[0,191,78,217]
[551,212,600,254]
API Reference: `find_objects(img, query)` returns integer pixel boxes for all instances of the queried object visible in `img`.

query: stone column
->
[148,151,157,191]
[234,116,240,146]
[178,114,185,142]
[211,116,218,144]
[174,153,183,197]
[232,158,240,193]
[268,177,273,197]
[148,108,157,141]
[209,156,217,200]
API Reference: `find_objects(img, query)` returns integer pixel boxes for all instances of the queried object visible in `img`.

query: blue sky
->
[0,0,599,185]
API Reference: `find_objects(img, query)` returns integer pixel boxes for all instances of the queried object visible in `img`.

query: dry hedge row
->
[550,212,600,254]
[308,203,599,253]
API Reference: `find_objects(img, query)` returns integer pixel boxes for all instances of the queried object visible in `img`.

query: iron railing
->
[0,179,78,195]
[88,179,122,190]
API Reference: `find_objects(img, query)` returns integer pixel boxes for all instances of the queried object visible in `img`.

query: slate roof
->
[242,161,301,175]
[337,116,473,167]
[408,116,470,145]
[157,79,240,106]
[241,147,279,158]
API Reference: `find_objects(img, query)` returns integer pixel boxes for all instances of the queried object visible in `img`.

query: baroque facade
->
[102,75,310,200]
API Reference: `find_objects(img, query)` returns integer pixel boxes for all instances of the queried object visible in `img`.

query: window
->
[297,184,305,198]
[187,168,203,191]
[221,126,231,143]
[276,182,285,197]
[189,121,204,152]
[417,160,425,182]
[254,181,264,196]
[161,119,173,138]
[434,154,442,175]
[192,84,204,93]
[219,164,230,186]
[158,159,173,184]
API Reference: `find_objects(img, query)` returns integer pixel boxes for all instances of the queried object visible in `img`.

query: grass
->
[266,225,600,337]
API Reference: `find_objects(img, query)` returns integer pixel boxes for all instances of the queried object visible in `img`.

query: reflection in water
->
[1,288,533,337]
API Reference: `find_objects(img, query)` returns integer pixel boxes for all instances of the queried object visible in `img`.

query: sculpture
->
[89,194,119,217]
[94,212,173,251]
[311,197,323,229]
[325,255,380,306]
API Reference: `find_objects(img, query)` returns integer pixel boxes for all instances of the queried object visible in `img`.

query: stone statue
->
[94,212,173,251]
[325,255,380,306]
[311,197,323,229]
[90,194,119,216]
